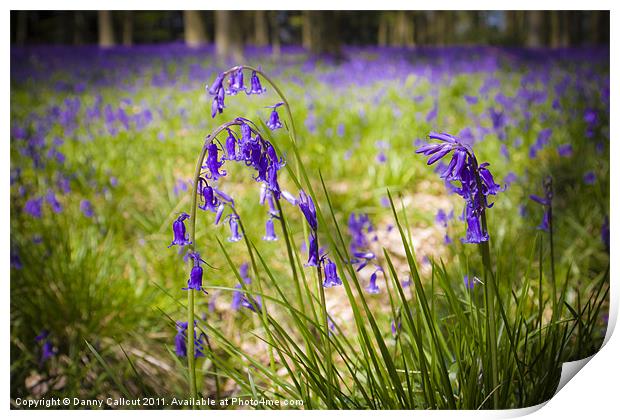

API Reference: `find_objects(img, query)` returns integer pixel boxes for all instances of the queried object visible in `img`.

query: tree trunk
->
[377,13,389,46]
[525,11,545,47]
[184,11,207,47]
[269,11,281,58]
[16,11,28,45]
[98,11,115,48]
[302,11,312,50]
[394,11,415,47]
[253,10,269,46]
[306,11,342,58]
[73,11,86,45]
[215,11,243,62]
[122,11,133,46]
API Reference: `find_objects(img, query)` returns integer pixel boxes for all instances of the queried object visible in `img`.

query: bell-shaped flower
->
[168,213,191,248]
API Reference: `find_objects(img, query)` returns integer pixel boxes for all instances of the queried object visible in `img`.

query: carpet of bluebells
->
[11,44,609,409]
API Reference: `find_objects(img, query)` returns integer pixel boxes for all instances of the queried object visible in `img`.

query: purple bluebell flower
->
[530,177,553,232]
[225,129,237,160]
[322,258,342,288]
[465,95,478,105]
[205,143,226,180]
[174,321,205,358]
[306,233,319,267]
[557,144,573,157]
[416,132,500,244]
[262,218,278,241]
[227,215,242,242]
[366,270,381,294]
[391,319,402,336]
[10,247,22,269]
[426,101,438,123]
[435,209,453,227]
[45,190,62,213]
[207,72,226,96]
[583,171,596,185]
[266,102,284,130]
[231,69,245,93]
[602,217,610,252]
[182,252,206,293]
[214,203,226,225]
[24,197,43,218]
[464,275,476,290]
[80,200,94,217]
[198,180,219,212]
[168,212,191,248]
[35,330,56,364]
[247,70,266,95]
[281,190,298,205]
[298,190,317,232]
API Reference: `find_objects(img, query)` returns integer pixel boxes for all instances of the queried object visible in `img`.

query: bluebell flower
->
[35,330,56,364]
[557,144,573,157]
[174,321,206,358]
[366,270,381,294]
[227,215,242,242]
[10,247,22,269]
[298,190,317,232]
[602,217,610,252]
[530,177,553,232]
[80,200,94,217]
[322,258,342,288]
[416,132,500,244]
[207,72,226,96]
[266,102,284,130]
[45,190,62,213]
[198,181,219,212]
[205,143,226,180]
[183,252,207,293]
[583,171,596,185]
[247,70,266,95]
[24,197,43,218]
[168,213,192,248]
[391,319,402,336]
[464,275,476,290]
[262,218,277,241]
[224,129,238,160]
[305,233,319,267]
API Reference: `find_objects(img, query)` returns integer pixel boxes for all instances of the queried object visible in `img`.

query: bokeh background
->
[10,10,609,408]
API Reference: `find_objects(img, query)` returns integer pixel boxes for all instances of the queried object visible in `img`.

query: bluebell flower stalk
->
[416,131,502,407]
[531,176,557,314]
[176,116,287,403]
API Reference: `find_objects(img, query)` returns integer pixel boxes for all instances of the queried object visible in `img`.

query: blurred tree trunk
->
[568,11,583,46]
[306,11,342,58]
[270,11,281,58]
[16,11,28,45]
[122,11,133,46]
[184,11,207,47]
[73,11,86,45]
[525,11,545,47]
[253,10,269,46]
[302,11,311,49]
[377,13,389,46]
[593,11,609,45]
[98,11,115,48]
[413,12,427,45]
[215,11,243,61]
[394,11,415,47]
[550,11,561,48]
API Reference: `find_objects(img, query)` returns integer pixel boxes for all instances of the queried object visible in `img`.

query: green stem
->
[480,211,499,409]
[548,205,557,318]
[185,122,240,405]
